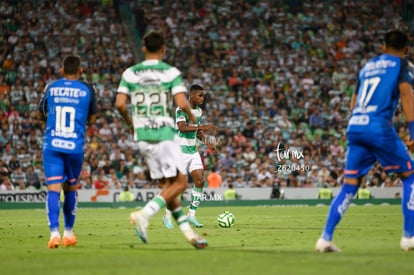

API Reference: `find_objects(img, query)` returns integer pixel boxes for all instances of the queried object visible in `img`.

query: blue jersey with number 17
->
[348,54,413,134]
[38,78,97,154]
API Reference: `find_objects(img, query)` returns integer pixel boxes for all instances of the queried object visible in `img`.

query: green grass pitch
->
[0,205,412,275]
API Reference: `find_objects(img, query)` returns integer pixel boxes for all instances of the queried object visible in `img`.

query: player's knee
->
[48,183,62,192]
[191,170,204,187]
[194,178,204,188]
[343,177,360,185]
[400,170,414,179]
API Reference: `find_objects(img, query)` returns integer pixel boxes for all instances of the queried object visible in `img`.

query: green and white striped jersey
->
[117,60,187,142]
[175,106,202,154]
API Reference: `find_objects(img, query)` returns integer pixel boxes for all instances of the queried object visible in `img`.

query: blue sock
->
[47,191,60,232]
[402,173,414,238]
[63,191,77,230]
[322,183,359,241]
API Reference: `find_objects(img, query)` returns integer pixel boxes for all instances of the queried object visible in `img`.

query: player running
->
[115,30,208,249]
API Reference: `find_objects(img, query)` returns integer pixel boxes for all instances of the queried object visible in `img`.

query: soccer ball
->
[217,211,235,228]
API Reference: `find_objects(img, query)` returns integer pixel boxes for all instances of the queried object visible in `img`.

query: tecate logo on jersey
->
[49,87,87,98]
[51,138,76,150]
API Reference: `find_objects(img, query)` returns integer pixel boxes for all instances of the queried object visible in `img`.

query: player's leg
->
[163,153,193,228]
[130,141,180,242]
[375,134,414,250]
[399,170,414,251]
[166,193,208,249]
[129,141,207,248]
[187,164,205,228]
[43,149,66,249]
[316,134,375,252]
[61,152,83,247]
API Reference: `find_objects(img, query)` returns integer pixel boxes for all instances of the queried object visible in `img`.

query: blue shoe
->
[162,215,174,229]
[188,215,203,228]
[190,235,208,249]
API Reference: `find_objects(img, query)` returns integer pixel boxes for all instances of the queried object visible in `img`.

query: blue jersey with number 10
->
[348,54,413,133]
[38,79,97,154]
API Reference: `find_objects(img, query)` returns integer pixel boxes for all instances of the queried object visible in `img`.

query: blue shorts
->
[344,130,414,178]
[43,148,84,185]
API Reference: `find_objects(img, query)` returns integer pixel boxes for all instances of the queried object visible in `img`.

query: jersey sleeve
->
[176,107,187,123]
[170,67,187,95]
[398,59,414,85]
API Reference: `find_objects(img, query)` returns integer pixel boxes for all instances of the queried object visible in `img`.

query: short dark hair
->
[63,55,81,75]
[143,30,165,53]
[190,84,204,93]
[384,30,409,51]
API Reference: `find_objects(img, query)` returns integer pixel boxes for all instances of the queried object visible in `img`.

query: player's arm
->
[37,91,48,122]
[350,79,360,110]
[400,61,414,143]
[176,120,198,133]
[176,121,216,133]
[174,92,196,123]
[87,84,98,126]
[400,82,414,139]
[115,93,134,134]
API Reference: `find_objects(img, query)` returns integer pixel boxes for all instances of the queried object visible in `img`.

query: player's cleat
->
[129,211,148,243]
[48,236,61,249]
[162,215,174,229]
[315,237,341,253]
[400,237,414,251]
[190,236,208,249]
[62,235,77,247]
[188,215,203,228]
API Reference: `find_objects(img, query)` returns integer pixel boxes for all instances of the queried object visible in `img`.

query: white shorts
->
[182,152,203,174]
[137,140,186,180]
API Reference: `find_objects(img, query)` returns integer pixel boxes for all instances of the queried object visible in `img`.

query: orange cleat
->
[62,235,77,247]
[48,236,61,249]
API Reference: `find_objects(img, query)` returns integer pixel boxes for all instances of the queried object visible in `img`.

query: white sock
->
[188,209,196,217]
[50,230,60,239]
[177,215,197,241]
[63,229,73,238]
[141,196,166,219]
[165,209,172,218]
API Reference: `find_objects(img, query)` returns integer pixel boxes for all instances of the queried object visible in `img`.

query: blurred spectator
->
[356,184,373,199]
[207,168,222,188]
[318,183,334,199]
[224,183,238,200]
[10,166,26,188]
[119,186,134,202]
[93,169,109,190]
[0,177,14,190]
[25,166,40,190]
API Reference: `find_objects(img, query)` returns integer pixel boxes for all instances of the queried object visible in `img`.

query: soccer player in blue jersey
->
[38,55,97,249]
[316,30,414,252]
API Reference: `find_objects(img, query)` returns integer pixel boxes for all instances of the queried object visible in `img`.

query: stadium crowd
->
[0,0,412,192]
